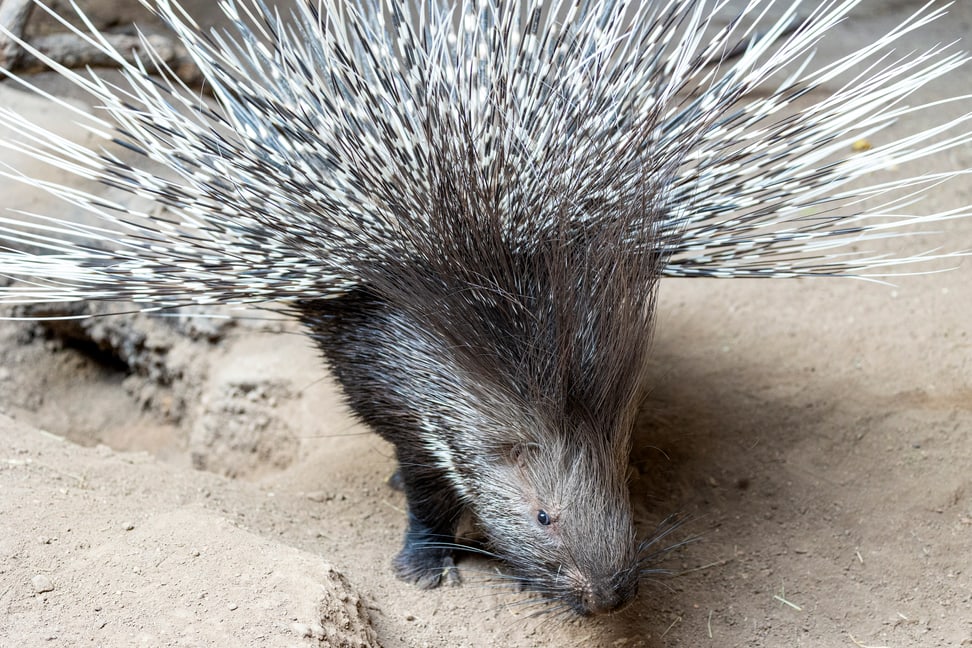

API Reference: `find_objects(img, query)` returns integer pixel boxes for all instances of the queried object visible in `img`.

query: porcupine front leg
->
[298,294,465,587]
[390,444,464,588]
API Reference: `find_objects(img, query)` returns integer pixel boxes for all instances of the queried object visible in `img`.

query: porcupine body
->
[0,0,970,616]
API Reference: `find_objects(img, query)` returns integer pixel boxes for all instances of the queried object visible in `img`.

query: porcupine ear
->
[502,442,538,468]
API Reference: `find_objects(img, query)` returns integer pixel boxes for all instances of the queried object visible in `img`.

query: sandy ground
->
[1,1,971,646]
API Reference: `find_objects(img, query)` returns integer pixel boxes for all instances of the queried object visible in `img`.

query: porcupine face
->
[468,426,641,616]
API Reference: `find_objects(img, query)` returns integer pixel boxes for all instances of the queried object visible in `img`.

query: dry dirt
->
[1,1,970,647]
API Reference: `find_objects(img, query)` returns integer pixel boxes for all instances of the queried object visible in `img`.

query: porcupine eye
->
[536,510,551,526]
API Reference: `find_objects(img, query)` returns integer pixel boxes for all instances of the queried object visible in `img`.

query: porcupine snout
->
[578,570,640,616]
[524,541,640,617]
[557,526,641,616]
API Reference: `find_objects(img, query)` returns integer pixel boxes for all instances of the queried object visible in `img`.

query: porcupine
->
[0,0,970,616]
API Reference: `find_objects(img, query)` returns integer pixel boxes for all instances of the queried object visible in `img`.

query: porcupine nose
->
[580,573,639,615]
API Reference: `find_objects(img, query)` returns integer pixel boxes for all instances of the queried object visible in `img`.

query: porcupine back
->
[0,0,968,310]
[1,0,971,616]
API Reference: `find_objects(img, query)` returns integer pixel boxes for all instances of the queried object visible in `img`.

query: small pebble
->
[31,574,54,593]
[228,603,238,611]
[123,523,135,531]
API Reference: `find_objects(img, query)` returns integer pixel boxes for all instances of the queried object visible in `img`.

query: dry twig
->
[0,0,199,83]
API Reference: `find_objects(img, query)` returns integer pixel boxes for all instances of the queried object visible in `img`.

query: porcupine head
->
[299,87,671,615]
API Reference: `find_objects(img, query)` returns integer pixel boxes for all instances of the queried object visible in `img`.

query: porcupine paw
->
[393,547,461,589]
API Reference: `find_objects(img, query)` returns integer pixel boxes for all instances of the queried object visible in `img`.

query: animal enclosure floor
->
[1,1,970,646]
